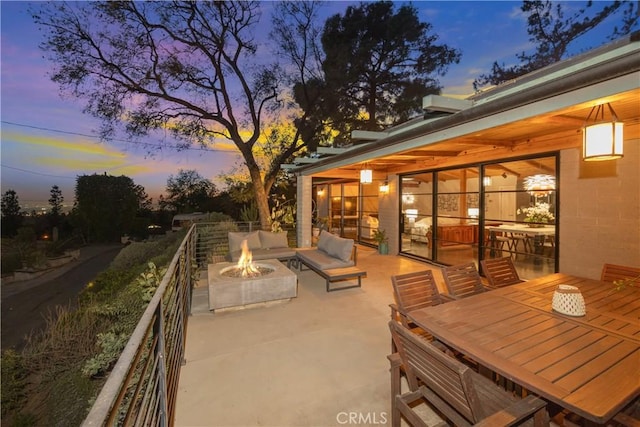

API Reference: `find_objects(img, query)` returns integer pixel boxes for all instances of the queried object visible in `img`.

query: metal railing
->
[82,226,196,426]
[81,221,296,426]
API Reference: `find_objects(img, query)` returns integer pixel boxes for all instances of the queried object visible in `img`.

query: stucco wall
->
[559,138,640,279]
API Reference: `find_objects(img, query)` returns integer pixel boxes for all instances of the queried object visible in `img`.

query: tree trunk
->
[248,164,271,231]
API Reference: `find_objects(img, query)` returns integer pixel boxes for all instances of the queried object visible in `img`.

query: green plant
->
[372,228,388,244]
[239,202,259,222]
[82,332,129,378]
[315,216,329,231]
[1,350,28,417]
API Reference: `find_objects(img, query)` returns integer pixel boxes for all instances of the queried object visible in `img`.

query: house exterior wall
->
[378,175,400,254]
[559,137,640,279]
[296,175,313,248]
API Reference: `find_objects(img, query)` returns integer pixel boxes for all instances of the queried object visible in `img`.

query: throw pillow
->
[327,235,354,262]
[317,230,332,253]
[259,230,288,249]
[228,231,261,253]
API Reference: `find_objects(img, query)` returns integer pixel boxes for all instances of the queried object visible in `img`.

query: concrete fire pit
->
[207,259,297,311]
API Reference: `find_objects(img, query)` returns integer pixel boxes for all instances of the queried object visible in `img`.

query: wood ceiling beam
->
[399,149,462,157]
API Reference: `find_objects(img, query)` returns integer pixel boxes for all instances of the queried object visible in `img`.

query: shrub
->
[4,230,191,425]
[1,252,22,275]
[81,332,129,378]
[1,350,28,417]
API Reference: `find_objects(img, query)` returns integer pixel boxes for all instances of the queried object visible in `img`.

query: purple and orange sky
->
[0,1,629,207]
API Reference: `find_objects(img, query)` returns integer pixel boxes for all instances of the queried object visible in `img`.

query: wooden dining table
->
[408,273,640,425]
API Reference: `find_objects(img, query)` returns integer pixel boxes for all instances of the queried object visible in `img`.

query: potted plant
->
[313,216,329,237]
[372,228,389,255]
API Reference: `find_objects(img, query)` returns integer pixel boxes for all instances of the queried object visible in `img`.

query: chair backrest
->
[442,263,485,299]
[601,263,640,283]
[388,320,486,424]
[391,270,444,318]
[481,257,523,288]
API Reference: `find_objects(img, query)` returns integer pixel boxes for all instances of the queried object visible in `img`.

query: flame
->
[236,239,261,277]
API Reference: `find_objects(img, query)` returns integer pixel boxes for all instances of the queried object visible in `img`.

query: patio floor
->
[174,246,445,427]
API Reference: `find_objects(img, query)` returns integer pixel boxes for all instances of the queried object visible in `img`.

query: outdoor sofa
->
[295,230,365,292]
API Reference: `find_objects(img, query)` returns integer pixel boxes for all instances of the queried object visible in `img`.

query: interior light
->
[406,209,418,219]
[379,181,389,194]
[523,174,556,197]
[583,103,624,161]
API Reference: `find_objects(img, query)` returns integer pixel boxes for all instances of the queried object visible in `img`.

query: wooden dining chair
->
[388,320,549,427]
[601,263,640,283]
[481,257,524,288]
[390,270,445,326]
[441,262,487,299]
[390,270,447,349]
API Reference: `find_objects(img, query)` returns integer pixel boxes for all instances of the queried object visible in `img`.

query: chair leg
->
[388,354,402,427]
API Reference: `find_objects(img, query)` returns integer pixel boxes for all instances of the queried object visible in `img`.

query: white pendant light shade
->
[524,174,555,197]
[360,168,372,184]
[582,103,624,161]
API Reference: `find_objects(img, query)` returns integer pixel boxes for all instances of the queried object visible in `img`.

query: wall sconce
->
[483,176,492,186]
[583,103,623,161]
[523,174,556,197]
[360,166,373,184]
[379,181,389,194]
[467,208,479,218]
[317,188,325,196]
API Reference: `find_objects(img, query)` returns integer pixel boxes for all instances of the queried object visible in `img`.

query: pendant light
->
[583,103,624,161]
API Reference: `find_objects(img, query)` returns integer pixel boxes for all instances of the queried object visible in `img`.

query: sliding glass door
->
[400,154,558,280]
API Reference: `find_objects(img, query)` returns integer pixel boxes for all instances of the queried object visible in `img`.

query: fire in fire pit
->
[221,239,274,278]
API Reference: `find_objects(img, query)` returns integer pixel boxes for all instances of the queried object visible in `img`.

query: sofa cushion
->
[258,230,288,249]
[229,247,296,262]
[326,235,354,262]
[316,230,354,262]
[317,230,332,253]
[228,231,261,253]
[296,248,355,270]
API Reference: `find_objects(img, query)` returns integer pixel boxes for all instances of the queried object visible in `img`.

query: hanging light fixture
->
[523,174,556,197]
[582,103,624,161]
[360,164,372,184]
[483,176,492,186]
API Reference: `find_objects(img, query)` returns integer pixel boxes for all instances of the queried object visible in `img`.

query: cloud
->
[3,131,127,158]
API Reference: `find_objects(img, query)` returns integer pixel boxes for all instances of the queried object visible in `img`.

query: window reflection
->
[400,155,558,280]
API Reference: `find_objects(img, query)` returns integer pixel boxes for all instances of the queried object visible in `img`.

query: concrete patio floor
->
[174,246,445,427]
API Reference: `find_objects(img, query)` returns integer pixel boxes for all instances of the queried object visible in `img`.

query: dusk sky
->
[0,1,627,207]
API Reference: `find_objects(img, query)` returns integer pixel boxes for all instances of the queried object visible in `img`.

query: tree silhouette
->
[316,1,461,144]
[33,1,320,230]
[474,0,638,90]
[1,189,23,237]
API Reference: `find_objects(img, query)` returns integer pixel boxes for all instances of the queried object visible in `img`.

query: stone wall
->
[559,137,640,279]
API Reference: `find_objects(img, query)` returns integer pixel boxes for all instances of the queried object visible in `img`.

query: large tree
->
[1,189,23,237]
[48,184,64,228]
[33,1,318,231]
[317,1,461,144]
[73,174,149,242]
[162,169,217,213]
[474,0,639,90]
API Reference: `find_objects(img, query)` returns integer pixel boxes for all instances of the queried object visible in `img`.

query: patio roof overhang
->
[288,33,640,181]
